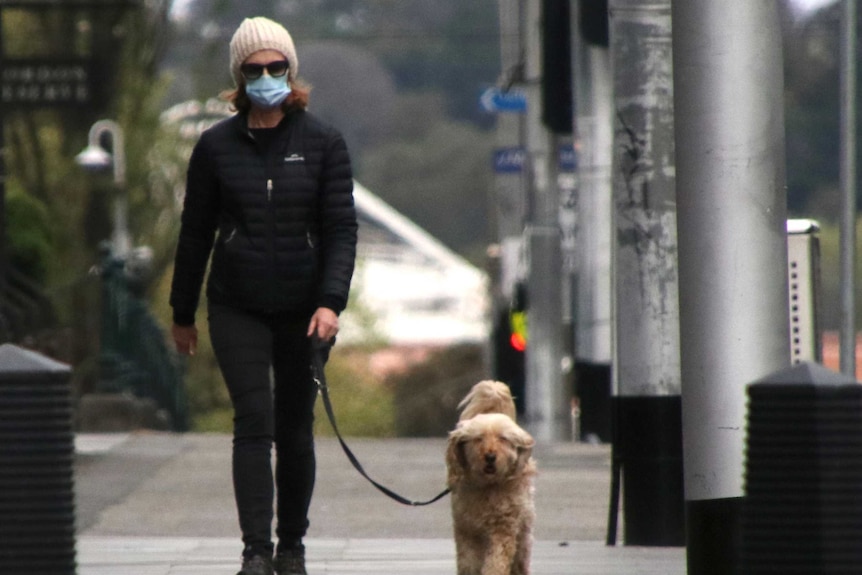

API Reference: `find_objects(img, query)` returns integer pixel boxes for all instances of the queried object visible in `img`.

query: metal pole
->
[673,1,789,573]
[491,0,529,412]
[840,0,857,377]
[608,0,683,546]
[524,0,568,441]
[572,0,613,382]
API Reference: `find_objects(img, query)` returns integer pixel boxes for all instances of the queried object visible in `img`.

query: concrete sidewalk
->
[73,432,686,574]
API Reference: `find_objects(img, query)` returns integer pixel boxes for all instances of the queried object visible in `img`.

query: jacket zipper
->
[266,178,275,312]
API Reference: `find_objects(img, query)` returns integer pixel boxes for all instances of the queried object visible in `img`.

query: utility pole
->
[489,0,529,413]
[571,0,613,443]
[673,1,789,573]
[523,0,569,441]
[608,0,684,546]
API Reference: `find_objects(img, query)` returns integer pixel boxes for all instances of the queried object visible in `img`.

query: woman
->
[169,16,357,575]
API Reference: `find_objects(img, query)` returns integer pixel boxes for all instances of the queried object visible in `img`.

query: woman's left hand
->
[308,307,339,342]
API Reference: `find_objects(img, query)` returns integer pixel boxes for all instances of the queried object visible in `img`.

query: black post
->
[743,363,862,573]
[0,344,77,573]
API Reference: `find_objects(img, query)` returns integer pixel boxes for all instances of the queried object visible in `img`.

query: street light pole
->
[75,119,131,396]
[76,119,130,257]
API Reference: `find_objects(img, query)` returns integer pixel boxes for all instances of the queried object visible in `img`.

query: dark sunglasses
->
[240,60,289,81]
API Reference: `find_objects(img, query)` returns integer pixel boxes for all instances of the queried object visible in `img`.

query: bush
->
[6,186,53,282]
[313,346,395,438]
[388,343,489,437]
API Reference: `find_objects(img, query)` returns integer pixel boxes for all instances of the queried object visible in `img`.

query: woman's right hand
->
[172,323,198,356]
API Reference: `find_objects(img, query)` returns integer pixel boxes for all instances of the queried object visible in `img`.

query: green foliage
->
[358,95,494,265]
[0,2,184,409]
[5,183,53,282]
[368,0,499,126]
[783,3,862,217]
[813,219,862,331]
[388,343,488,437]
[314,347,396,438]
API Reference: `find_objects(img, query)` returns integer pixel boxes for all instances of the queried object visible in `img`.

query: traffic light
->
[510,280,529,350]
[510,311,528,352]
[492,282,528,415]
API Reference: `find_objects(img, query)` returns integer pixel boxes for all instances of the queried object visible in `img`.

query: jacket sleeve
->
[317,132,358,315]
[169,136,220,325]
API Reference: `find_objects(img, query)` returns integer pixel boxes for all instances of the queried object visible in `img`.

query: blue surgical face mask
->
[245,74,292,109]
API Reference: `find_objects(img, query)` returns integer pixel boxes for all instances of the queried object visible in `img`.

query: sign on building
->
[0,60,94,106]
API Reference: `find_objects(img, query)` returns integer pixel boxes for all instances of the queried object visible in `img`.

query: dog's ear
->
[446,428,469,486]
[509,426,535,471]
[509,426,535,451]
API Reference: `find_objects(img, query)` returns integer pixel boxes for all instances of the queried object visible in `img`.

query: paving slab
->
[76,536,686,575]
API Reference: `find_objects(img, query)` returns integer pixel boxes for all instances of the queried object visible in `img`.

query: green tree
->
[5,182,52,282]
[359,94,494,263]
[1,2,172,374]
[783,2,862,218]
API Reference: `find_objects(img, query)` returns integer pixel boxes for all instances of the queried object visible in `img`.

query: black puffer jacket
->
[169,109,357,326]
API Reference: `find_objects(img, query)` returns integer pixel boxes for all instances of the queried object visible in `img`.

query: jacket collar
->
[235,109,301,139]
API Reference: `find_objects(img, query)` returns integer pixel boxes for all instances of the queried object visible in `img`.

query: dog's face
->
[446,413,535,487]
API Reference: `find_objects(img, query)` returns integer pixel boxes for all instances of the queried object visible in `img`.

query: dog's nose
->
[484,452,496,464]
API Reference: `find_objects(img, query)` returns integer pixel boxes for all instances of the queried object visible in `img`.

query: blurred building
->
[341,182,490,346]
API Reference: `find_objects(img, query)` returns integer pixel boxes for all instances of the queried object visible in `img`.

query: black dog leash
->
[310,338,450,506]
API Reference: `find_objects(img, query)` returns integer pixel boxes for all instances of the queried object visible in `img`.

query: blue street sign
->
[559,145,577,172]
[480,87,527,113]
[493,147,526,173]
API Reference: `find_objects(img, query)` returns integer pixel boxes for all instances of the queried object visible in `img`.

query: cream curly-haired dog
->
[447,381,536,575]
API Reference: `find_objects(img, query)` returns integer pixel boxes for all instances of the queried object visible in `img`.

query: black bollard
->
[742,362,862,574]
[0,344,76,574]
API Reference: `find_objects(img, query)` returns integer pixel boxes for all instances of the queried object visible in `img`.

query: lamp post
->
[75,119,130,396]
[75,119,130,257]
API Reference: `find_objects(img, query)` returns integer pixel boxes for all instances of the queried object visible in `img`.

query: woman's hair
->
[220,79,311,114]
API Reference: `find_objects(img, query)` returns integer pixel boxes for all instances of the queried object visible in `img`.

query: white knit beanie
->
[229,17,298,86]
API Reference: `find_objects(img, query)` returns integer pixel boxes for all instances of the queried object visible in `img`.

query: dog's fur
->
[457,380,518,422]
[447,381,536,575]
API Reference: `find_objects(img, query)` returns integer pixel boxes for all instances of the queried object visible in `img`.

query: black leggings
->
[208,303,319,558]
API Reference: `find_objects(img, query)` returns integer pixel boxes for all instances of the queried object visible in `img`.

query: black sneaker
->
[238,554,274,575]
[273,545,307,575]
